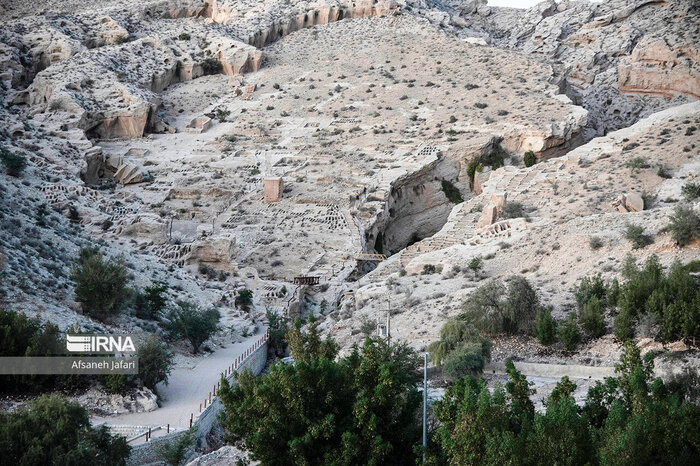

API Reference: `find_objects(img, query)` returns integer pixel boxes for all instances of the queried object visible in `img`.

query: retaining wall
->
[126,332,268,466]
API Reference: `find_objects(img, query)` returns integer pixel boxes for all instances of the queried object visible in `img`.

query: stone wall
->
[126,335,268,466]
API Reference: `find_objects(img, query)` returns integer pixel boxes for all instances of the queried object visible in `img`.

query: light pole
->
[423,351,429,463]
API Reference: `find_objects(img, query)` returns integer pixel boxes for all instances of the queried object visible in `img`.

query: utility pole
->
[423,352,429,463]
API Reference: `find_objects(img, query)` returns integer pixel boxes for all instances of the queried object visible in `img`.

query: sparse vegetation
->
[667,205,700,247]
[624,223,653,249]
[0,147,27,176]
[441,179,463,204]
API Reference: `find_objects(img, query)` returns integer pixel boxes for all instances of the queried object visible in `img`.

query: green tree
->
[535,307,557,346]
[624,223,653,249]
[266,308,288,357]
[442,341,491,378]
[159,428,194,466]
[71,248,128,321]
[165,301,220,353]
[235,289,253,310]
[575,273,607,309]
[668,205,700,247]
[581,295,606,338]
[0,395,130,465]
[462,276,539,335]
[614,308,635,342]
[138,335,174,391]
[559,313,580,351]
[135,281,168,320]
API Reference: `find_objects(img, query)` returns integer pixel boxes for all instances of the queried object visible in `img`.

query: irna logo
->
[66,334,136,353]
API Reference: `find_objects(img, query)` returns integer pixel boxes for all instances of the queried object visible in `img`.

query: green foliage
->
[558,313,580,351]
[575,273,607,309]
[613,308,635,342]
[286,320,338,365]
[462,275,540,335]
[443,341,491,378]
[102,374,127,394]
[0,309,63,392]
[159,428,194,466]
[266,308,288,357]
[499,201,526,219]
[681,181,700,200]
[467,255,483,274]
[113,35,130,44]
[135,281,168,320]
[535,307,557,346]
[165,301,220,353]
[523,150,536,167]
[219,330,420,465]
[466,141,506,190]
[177,32,191,41]
[0,395,130,465]
[581,295,606,338]
[422,264,437,274]
[71,248,128,321]
[668,205,700,247]
[441,179,463,204]
[0,147,27,176]
[624,223,653,249]
[433,344,700,465]
[137,335,174,391]
[235,289,253,310]
[201,57,223,75]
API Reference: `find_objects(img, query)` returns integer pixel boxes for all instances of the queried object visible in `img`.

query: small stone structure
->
[263,177,284,203]
[185,116,212,134]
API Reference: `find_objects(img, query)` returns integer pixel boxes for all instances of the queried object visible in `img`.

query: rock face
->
[1,0,398,140]
[445,0,699,140]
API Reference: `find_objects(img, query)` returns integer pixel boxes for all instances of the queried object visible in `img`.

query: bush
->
[0,147,27,176]
[201,57,222,75]
[443,341,491,378]
[681,181,700,200]
[165,301,220,353]
[668,205,700,247]
[135,282,168,320]
[613,309,635,341]
[467,256,483,274]
[624,223,653,249]
[0,395,130,465]
[523,150,536,167]
[114,35,130,44]
[159,428,193,466]
[559,313,580,351]
[462,276,540,335]
[137,335,174,391]
[177,32,191,41]
[581,296,606,338]
[0,309,63,392]
[589,236,604,249]
[441,179,463,204]
[102,374,127,394]
[71,248,128,321]
[536,307,557,346]
[266,309,288,357]
[235,289,253,310]
[499,201,527,219]
[575,273,606,309]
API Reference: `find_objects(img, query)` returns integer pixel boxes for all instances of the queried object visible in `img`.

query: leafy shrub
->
[523,150,536,167]
[159,428,193,466]
[137,335,174,391]
[581,296,606,338]
[589,236,604,249]
[0,147,27,176]
[113,35,130,44]
[559,313,580,351]
[624,223,653,249]
[201,57,222,75]
[135,282,168,320]
[462,276,540,335]
[71,248,128,321]
[0,395,130,465]
[499,201,526,219]
[177,32,191,41]
[422,264,437,275]
[467,256,483,274]
[441,179,463,204]
[235,289,253,310]
[165,301,220,353]
[535,307,557,346]
[443,341,491,378]
[266,308,288,357]
[681,181,700,200]
[575,274,606,309]
[101,374,127,394]
[667,205,700,247]
[613,309,635,341]
[0,309,63,392]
